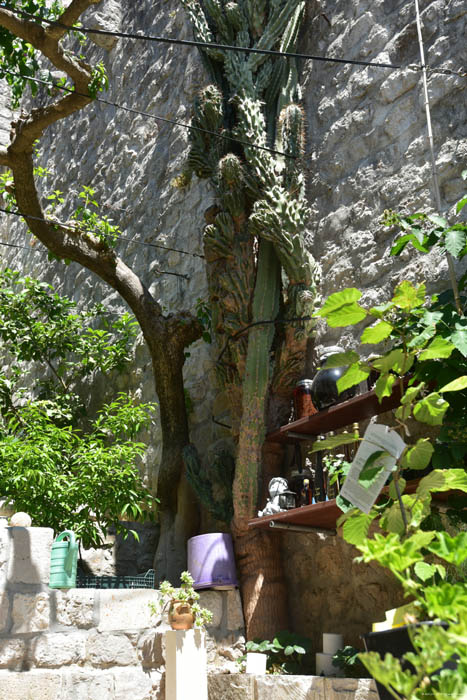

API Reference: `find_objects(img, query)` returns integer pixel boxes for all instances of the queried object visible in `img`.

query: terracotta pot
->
[169,601,195,630]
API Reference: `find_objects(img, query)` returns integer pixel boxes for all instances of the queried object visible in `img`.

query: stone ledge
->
[207,674,378,700]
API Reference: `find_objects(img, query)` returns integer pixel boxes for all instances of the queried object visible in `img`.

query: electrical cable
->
[2,2,466,78]
[0,206,193,278]
[0,2,402,71]
[0,67,295,160]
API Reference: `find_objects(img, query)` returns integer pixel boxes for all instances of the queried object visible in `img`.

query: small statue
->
[258,477,289,517]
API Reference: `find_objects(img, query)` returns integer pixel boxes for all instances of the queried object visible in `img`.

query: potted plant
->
[150,570,213,630]
[239,631,313,675]
[313,189,467,699]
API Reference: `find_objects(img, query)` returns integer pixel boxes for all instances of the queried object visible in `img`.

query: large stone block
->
[226,589,244,631]
[0,639,26,670]
[113,667,163,700]
[60,670,115,699]
[255,675,325,700]
[0,669,61,700]
[12,592,49,633]
[323,677,378,700]
[0,594,9,633]
[98,589,158,631]
[86,629,137,667]
[55,589,95,628]
[30,632,86,668]
[199,591,223,628]
[6,527,53,585]
[208,674,254,700]
[137,629,165,669]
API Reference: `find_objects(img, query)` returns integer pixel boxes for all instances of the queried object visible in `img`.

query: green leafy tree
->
[0,0,203,579]
[0,269,157,548]
[315,204,467,698]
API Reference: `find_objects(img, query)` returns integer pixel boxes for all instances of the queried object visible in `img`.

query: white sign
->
[340,423,406,513]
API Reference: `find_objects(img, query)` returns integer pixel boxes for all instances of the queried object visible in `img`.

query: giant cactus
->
[181,0,319,638]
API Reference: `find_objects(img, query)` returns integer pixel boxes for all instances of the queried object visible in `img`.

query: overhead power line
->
[0,206,198,278]
[0,68,295,160]
[1,2,402,71]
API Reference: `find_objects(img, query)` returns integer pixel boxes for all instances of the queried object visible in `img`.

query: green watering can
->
[49,531,79,589]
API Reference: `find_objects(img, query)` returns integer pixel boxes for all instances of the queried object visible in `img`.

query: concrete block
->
[55,589,95,628]
[98,589,158,631]
[208,673,254,700]
[165,629,207,700]
[12,592,49,633]
[199,591,223,628]
[323,677,378,700]
[6,527,53,585]
[0,639,27,669]
[0,669,61,700]
[226,589,244,631]
[86,629,137,667]
[30,632,86,668]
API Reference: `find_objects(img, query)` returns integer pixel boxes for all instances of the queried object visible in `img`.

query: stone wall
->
[0,525,245,698]
[0,0,466,654]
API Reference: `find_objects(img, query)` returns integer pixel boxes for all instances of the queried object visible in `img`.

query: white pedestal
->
[165,629,208,700]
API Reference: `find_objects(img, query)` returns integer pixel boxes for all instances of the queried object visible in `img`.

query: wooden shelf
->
[248,499,340,532]
[266,383,405,443]
[248,481,457,533]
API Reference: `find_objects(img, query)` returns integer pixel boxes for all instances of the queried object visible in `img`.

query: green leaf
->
[309,433,359,453]
[374,373,396,401]
[336,494,354,513]
[451,328,467,357]
[413,393,449,425]
[439,375,467,392]
[400,439,434,470]
[419,336,455,361]
[342,512,376,546]
[358,451,387,487]
[326,303,367,327]
[416,468,467,500]
[427,213,447,228]
[444,228,466,258]
[336,364,370,393]
[284,646,294,656]
[372,349,409,374]
[388,477,406,500]
[427,532,467,567]
[392,281,426,310]
[414,561,436,582]
[360,321,393,344]
[324,351,360,368]
[316,288,362,317]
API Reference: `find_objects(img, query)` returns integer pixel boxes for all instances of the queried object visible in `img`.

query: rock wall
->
[0,525,245,698]
[0,0,466,650]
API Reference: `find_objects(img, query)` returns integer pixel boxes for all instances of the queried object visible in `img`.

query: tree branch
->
[45,0,103,41]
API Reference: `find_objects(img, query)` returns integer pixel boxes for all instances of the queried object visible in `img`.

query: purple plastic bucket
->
[187,533,238,590]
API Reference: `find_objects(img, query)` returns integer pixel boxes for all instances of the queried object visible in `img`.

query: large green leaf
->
[342,511,376,546]
[326,303,367,327]
[413,393,449,425]
[360,321,393,344]
[428,213,448,228]
[400,439,434,470]
[416,468,467,499]
[439,375,467,392]
[419,337,455,361]
[426,532,467,566]
[336,363,370,393]
[309,433,358,453]
[374,373,396,401]
[324,351,360,368]
[414,561,436,582]
[444,228,466,258]
[450,327,467,357]
[392,281,426,310]
[316,288,362,318]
